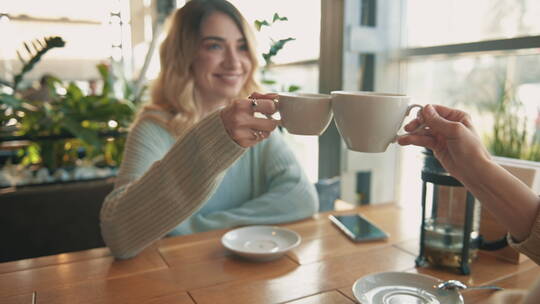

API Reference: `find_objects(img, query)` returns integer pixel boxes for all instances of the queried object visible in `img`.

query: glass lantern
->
[415,149,507,275]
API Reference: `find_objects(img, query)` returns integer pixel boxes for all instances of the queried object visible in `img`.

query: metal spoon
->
[436,280,503,291]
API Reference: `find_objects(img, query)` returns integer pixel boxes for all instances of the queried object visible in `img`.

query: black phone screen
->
[329,214,389,242]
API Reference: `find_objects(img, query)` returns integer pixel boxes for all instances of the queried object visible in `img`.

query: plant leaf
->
[45,36,66,48]
[0,93,23,108]
[13,36,65,92]
[261,79,277,85]
[254,20,270,31]
[287,85,300,92]
[31,41,40,53]
[0,78,13,88]
[66,82,84,102]
[23,42,33,56]
[97,63,113,97]
[61,117,103,149]
[262,37,295,66]
[16,50,26,65]
[273,13,288,22]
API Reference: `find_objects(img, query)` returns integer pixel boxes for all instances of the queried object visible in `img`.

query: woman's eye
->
[206,43,222,50]
[239,44,248,51]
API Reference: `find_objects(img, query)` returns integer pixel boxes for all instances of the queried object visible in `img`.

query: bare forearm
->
[459,158,540,241]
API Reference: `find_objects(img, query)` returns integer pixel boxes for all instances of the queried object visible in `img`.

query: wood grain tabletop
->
[1,202,538,303]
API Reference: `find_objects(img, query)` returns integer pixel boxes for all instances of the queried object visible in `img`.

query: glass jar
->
[419,149,481,271]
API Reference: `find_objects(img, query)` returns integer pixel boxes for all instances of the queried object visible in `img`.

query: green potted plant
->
[475,81,540,264]
[485,84,540,161]
[0,36,137,187]
[482,80,540,187]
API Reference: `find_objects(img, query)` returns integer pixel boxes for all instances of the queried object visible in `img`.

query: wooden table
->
[1,203,539,303]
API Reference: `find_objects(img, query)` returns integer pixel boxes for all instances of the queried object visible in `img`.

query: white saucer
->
[221,225,301,261]
[352,272,463,304]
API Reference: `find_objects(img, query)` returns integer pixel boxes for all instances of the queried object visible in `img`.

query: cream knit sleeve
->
[100,111,245,259]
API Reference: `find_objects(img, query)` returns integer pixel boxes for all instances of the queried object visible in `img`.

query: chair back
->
[315,176,341,212]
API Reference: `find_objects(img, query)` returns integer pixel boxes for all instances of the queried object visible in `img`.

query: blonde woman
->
[100,0,318,259]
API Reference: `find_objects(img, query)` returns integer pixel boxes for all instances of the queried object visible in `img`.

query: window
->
[229,0,322,182]
[407,0,540,47]
[324,0,540,206]
[398,0,540,207]
[0,0,129,82]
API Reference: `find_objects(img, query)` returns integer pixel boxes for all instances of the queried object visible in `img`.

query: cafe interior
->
[1,0,540,303]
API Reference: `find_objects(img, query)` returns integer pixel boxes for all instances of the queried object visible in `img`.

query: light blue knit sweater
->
[168,124,320,235]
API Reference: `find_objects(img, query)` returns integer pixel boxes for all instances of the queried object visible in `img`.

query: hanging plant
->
[254,13,300,93]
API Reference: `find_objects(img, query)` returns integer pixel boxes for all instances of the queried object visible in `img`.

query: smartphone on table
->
[328,214,389,242]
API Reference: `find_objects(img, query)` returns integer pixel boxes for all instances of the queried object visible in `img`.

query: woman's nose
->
[223,47,241,69]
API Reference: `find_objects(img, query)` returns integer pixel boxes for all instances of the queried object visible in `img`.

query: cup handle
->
[392,104,424,142]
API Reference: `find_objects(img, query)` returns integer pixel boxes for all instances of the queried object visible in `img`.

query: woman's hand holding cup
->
[220,92,279,148]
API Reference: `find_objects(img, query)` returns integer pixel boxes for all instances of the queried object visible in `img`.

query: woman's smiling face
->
[191,11,252,106]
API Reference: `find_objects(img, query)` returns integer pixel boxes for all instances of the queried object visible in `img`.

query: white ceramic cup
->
[331,91,422,153]
[277,92,333,135]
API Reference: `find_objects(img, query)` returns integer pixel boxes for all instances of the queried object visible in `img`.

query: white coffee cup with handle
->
[277,92,333,136]
[331,91,422,153]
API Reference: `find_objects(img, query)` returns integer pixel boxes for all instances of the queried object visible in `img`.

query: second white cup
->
[331,91,422,153]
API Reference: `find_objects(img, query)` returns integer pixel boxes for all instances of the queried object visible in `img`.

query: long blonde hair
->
[142,0,260,136]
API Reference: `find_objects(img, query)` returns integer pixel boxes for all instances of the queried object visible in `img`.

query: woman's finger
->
[227,128,262,147]
[249,129,270,141]
[250,92,278,100]
[258,130,270,139]
[242,129,270,145]
[397,134,437,151]
[404,118,423,132]
[248,117,279,132]
[249,98,278,115]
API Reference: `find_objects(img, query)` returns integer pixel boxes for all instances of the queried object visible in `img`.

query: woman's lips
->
[215,73,243,84]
